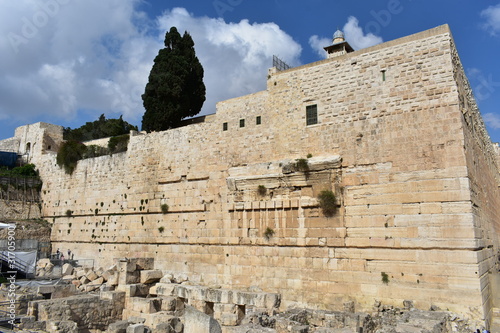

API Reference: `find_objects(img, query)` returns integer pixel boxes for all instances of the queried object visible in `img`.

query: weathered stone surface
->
[107,320,129,333]
[86,270,99,281]
[88,277,105,286]
[28,293,125,331]
[62,263,74,276]
[129,297,162,314]
[37,258,51,268]
[140,270,163,284]
[126,323,145,333]
[184,305,222,333]
[51,284,77,299]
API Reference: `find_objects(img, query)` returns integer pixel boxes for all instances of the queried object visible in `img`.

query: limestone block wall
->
[30,24,500,324]
[27,291,125,331]
[451,39,500,323]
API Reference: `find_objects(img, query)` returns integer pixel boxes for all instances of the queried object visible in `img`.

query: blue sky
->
[1,0,500,143]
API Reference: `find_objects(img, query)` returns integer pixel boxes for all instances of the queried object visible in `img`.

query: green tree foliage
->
[0,163,38,177]
[63,114,138,141]
[142,27,206,131]
[56,140,87,175]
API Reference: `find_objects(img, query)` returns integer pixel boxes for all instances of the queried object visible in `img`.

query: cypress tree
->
[142,27,206,131]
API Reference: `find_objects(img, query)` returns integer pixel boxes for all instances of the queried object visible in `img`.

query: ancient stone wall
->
[15,24,500,325]
[450,37,500,325]
[27,291,125,331]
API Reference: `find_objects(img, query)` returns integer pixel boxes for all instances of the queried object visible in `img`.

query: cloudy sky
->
[1,0,500,142]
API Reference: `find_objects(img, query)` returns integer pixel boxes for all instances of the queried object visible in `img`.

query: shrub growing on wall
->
[317,190,337,217]
[108,134,130,154]
[56,140,87,175]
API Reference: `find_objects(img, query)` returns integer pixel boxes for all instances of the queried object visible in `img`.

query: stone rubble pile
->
[18,258,486,333]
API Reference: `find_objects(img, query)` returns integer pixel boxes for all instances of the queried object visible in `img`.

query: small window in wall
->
[306,105,318,125]
[256,116,261,125]
[381,69,386,81]
[240,119,245,128]
[223,122,228,131]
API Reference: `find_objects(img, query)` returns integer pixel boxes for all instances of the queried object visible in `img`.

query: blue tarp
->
[0,151,17,168]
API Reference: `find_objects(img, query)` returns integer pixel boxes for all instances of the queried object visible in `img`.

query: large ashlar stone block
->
[116,284,150,297]
[184,305,221,333]
[129,297,162,314]
[155,283,176,297]
[140,270,163,284]
[62,263,74,276]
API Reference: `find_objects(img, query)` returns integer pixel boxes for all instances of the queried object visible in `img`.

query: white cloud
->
[481,4,500,36]
[343,16,383,50]
[156,8,302,114]
[483,112,500,130]
[308,16,382,60]
[0,3,302,129]
[308,35,330,59]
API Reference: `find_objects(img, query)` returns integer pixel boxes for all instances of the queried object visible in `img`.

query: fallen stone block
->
[45,262,54,273]
[160,296,177,312]
[155,283,176,297]
[160,273,174,283]
[52,284,77,299]
[129,297,162,314]
[126,323,145,333]
[75,268,88,278]
[184,305,221,333]
[141,270,164,284]
[37,258,51,268]
[153,315,183,333]
[128,316,147,324]
[116,284,149,297]
[37,285,55,295]
[62,263,74,276]
[62,276,77,284]
[106,273,119,286]
[85,284,100,292]
[88,277,105,286]
[86,270,99,281]
[107,320,129,333]
[80,276,90,284]
[71,280,82,288]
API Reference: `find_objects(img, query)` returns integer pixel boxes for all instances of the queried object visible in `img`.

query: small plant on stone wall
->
[161,204,169,214]
[264,227,275,240]
[295,158,309,172]
[65,209,72,217]
[257,185,267,196]
[381,272,390,284]
[158,226,165,233]
[317,190,337,217]
[306,153,313,158]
